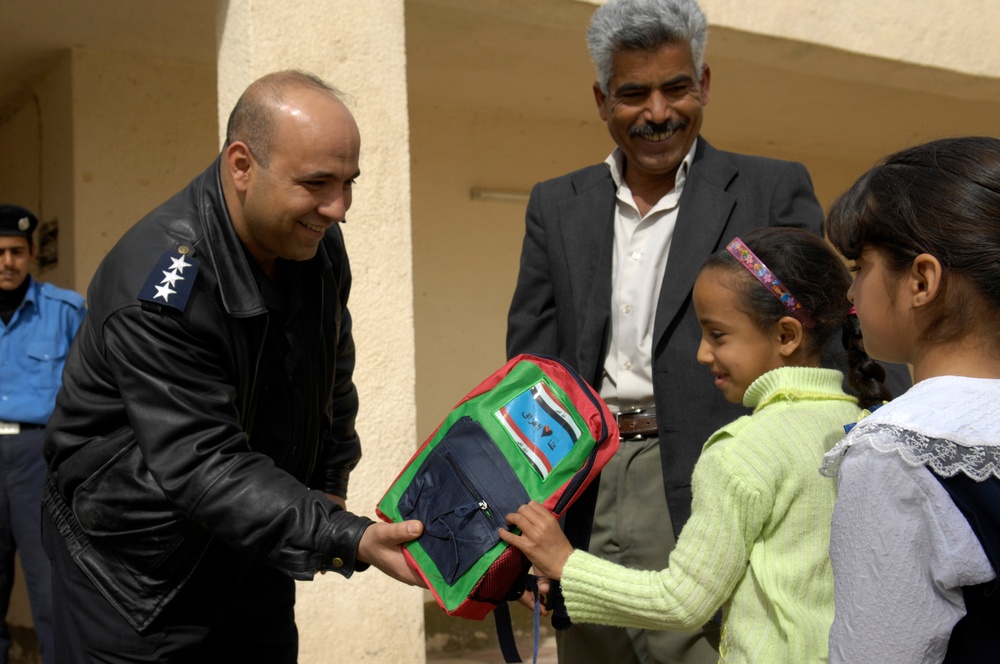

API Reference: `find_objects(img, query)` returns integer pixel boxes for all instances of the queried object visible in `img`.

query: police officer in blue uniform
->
[0,204,85,664]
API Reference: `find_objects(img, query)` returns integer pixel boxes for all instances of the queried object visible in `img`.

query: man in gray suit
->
[506,0,824,661]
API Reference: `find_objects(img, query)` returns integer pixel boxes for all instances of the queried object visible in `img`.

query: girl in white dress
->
[821,136,1000,663]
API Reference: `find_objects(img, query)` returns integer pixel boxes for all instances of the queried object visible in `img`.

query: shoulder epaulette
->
[39,283,85,309]
[137,246,200,313]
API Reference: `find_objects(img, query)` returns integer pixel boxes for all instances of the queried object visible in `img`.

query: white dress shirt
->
[599,140,698,414]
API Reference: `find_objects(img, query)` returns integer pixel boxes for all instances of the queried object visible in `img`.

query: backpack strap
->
[493,576,545,663]
[493,600,522,663]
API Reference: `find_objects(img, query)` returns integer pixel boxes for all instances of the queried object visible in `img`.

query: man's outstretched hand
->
[357,520,426,587]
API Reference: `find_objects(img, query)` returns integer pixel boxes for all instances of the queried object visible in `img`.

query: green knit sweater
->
[561,367,860,663]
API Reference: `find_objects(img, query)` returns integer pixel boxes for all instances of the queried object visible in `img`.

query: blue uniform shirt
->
[0,277,86,424]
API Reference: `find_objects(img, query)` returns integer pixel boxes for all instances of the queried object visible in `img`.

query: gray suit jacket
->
[506,138,825,542]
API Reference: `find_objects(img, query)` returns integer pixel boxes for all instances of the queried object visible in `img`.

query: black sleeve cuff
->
[318,510,374,577]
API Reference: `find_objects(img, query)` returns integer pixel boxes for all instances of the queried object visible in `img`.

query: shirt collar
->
[23,275,38,305]
[848,375,1000,446]
[604,137,699,193]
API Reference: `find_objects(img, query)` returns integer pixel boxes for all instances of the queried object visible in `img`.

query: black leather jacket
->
[43,158,373,631]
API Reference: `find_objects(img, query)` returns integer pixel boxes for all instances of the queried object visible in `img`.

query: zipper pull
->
[455,501,484,518]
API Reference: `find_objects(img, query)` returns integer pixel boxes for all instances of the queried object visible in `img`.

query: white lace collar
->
[821,375,1000,479]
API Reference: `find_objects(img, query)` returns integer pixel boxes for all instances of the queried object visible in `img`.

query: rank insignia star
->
[154,283,177,301]
[138,248,200,312]
[160,268,183,287]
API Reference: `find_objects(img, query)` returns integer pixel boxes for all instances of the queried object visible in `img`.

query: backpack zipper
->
[443,450,506,531]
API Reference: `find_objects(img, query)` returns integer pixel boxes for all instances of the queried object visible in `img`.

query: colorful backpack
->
[377,354,619,658]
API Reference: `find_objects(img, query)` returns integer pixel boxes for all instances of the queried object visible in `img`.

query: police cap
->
[0,204,38,238]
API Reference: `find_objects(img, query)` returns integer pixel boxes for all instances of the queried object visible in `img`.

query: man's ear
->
[225,141,254,193]
[908,253,943,308]
[593,82,609,122]
[699,63,711,106]
[776,316,805,357]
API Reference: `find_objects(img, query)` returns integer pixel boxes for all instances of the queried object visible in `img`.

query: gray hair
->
[587,0,708,94]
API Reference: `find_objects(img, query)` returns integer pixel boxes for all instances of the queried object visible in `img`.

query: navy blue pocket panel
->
[397,416,530,584]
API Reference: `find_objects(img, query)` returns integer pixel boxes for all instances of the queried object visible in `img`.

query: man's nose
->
[317,190,348,222]
[645,91,671,124]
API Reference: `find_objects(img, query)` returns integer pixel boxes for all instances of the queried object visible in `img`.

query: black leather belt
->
[616,409,658,440]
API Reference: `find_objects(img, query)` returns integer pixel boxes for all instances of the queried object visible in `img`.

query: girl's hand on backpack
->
[500,501,573,580]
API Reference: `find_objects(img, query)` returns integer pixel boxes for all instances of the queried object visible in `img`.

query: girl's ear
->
[908,253,943,308]
[775,316,805,358]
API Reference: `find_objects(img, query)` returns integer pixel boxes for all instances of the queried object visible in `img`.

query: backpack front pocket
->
[397,416,529,584]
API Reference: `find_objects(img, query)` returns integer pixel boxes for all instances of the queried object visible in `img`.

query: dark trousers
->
[43,511,298,664]
[0,428,53,664]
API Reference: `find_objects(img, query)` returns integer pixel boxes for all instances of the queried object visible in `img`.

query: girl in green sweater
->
[500,227,889,663]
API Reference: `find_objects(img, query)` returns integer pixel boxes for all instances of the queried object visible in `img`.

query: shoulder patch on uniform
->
[137,249,200,312]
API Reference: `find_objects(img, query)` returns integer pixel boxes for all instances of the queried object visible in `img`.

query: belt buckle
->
[616,408,647,441]
[0,422,21,435]
[615,407,645,421]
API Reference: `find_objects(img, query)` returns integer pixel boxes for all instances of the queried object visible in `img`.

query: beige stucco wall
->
[0,98,42,218]
[218,2,424,662]
[0,49,217,291]
[698,0,1000,78]
[410,105,611,438]
[573,0,1000,78]
[0,53,75,290]
[70,48,218,287]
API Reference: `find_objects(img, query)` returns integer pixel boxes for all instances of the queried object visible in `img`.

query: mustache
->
[628,118,688,138]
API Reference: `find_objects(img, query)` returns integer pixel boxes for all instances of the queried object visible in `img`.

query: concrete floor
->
[427,634,557,664]
[7,603,561,664]
[8,630,558,664]
[424,599,558,664]
[6,625,41,664]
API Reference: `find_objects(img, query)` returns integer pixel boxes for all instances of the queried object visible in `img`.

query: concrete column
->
[218,2,423,662]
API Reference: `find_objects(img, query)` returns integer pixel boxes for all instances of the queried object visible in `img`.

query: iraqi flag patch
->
[137,248,200,312]
[494,380,582,479]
